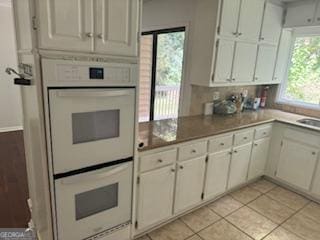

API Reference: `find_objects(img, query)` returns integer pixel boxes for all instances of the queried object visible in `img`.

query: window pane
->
[75,183,118,220]
[286,36,320,105]
[154,31,185,120]
[72,110,120,144]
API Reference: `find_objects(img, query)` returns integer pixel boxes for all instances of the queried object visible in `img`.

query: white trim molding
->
[0,126,23,133]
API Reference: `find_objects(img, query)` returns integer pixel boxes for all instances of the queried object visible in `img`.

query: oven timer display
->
[89,67,104,80]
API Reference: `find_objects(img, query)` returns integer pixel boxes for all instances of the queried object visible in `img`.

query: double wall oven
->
[43,59,137,240]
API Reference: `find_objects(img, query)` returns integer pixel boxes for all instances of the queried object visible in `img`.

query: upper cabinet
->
[190,0,284,87]
[37,0,139,56]
[284,0,318,28]
[260,3,283,45]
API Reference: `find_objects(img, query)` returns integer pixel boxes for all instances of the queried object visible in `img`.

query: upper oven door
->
[49,88,135,174]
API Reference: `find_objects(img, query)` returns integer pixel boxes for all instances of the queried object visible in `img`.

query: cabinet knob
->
[86,32,93,38]
[232,78,236,82]
[307,18,312,23]
[191,149,197,153]
[220,142,225,146]
[97,33,103,39]
[229,151,233,155]
[260,37,265,41]
[158,159,163,163]
[234,150,238,153]
[312,152,316,155]
[180,165,184,170]
[232,32,238,36]
[317,17,320,21]
[237,32,242,36]
[254,143,258,147]
[171,168,175,172]
[243,137,248,140]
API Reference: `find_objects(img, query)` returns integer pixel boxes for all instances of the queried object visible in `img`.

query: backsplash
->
[266,85,320,118]
[190,85,260,116]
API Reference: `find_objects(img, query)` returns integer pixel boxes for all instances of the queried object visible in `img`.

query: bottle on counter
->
[260,86,269,108]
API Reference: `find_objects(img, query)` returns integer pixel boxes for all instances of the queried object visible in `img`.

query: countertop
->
[138,109,320,151]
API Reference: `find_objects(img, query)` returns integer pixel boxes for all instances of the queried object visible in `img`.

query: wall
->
[190,85,260,116]
[0,3,23,131]
[142,0,196,116]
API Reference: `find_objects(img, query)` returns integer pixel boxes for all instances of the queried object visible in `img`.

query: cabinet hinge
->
[205,156,209,163]
[217,26,221,34]
[201,193,204,200]
[32,16,37,30]
[274,170,277,176]
[216,40,219,48]
[137,176,140,184]
[135,221,138,229]
[280,141,283,147]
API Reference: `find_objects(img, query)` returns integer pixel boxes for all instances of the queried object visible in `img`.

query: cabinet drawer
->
[255,125,272,140]
[234,130,254,146]
[208,135,233,153]
[179,141,207,161]
[140,149,177,172]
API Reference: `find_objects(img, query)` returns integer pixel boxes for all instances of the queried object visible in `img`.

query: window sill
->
[276,99,320,111]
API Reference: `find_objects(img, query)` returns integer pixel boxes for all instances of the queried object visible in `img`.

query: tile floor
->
[137,179,320,240]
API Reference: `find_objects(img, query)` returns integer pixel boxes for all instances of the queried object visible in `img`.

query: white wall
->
[0,3,23,132]
[142,0,196,116]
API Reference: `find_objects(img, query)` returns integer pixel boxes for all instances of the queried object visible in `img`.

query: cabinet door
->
[314,1,320,24]
[219,0,241,38]
[137,165,175,229]
[213,39,235,84]
[204,150,231,199]
[237,0,265,41]
[254,45,277,83]
[232,42,258,83]
[228,143,252,189]
[260,3,283,45]
[95,0,139,56]
[273,30,292,83]
[174,157,206,213]
[284,1,317,27]
[38,0,93,51]
[248,138,270,180]
[276,140,319,190]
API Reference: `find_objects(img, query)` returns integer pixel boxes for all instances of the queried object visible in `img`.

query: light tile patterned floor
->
[137,179,320,240]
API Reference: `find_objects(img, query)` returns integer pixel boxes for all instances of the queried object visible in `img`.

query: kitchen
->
[1,0,320,240]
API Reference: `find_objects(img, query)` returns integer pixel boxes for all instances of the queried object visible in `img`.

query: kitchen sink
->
[297,118,320,128]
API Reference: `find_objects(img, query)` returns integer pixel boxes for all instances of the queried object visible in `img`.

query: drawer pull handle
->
[220,143,225,146]
[158,159,163,163]
[180,165,184,170]
[191,149,197,153]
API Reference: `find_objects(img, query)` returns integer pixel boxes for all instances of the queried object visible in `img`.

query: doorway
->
[139,27,186,122]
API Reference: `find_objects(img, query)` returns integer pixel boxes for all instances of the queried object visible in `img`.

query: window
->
[279,34,320,109]
[139,27,186,122]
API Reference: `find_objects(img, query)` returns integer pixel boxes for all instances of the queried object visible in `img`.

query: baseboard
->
[0,126,23,133]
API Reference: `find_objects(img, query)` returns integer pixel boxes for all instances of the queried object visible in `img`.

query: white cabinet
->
[219,0,241,38]
[213,39,235,84]
[204,150,231,199]
[232,42,258,83]
[136,165,175,230]
[260,3,283,45]
[38,0,94,52]
[254,45,278,83]
[276,139,319,191]
[284,0,317,28]
[228,143,252,189]
[95,0,139,56]
[237,0,265,42]
[311,162,320,197]
[38,0,139,56]
[174,157,206,213]
[248,138,270,180]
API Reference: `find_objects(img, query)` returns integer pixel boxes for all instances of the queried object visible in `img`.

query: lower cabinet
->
[276,139,319,190]
[248,138,270,180]
[228,143,252,189]
[136,165,175,230]
[174,156,206,213]
[204,150,231,199]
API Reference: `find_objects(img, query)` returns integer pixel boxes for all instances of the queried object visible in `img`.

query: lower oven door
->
[55,161,132,240]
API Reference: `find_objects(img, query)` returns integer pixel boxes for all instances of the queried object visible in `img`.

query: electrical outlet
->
[213,91,220,101]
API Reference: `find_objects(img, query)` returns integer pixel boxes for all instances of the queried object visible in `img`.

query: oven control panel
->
[57,65,131,83]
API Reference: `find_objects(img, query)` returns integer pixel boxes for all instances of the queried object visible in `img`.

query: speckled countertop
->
[138,109,320,151]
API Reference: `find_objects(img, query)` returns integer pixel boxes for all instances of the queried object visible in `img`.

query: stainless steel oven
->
[54,161,132,240]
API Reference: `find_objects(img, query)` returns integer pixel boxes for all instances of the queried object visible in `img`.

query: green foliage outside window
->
[286,36,320,105]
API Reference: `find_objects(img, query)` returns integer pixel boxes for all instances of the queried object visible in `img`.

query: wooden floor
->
[0,130,30,227]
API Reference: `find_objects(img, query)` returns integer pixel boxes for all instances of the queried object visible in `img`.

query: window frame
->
[141,26,186,121]
[277,30,320,110]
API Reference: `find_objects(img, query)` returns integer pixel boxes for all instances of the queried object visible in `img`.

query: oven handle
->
[56,90,131,98]
[60,164,129,185]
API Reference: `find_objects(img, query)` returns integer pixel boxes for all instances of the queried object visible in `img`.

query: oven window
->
[72,110,120,144]
[75,183,119,220]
